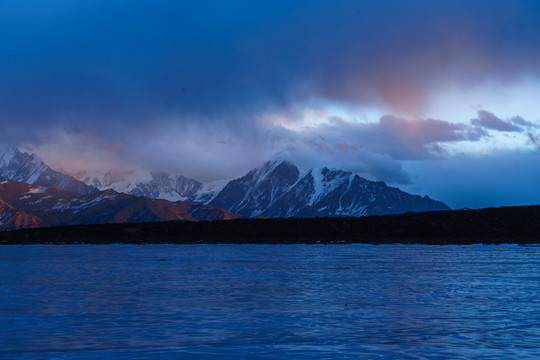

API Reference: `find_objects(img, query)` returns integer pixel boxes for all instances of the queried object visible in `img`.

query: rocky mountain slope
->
[0,197,48,231]
[0,145,97,194]
[0,180,241,231]
[193,160,450,217]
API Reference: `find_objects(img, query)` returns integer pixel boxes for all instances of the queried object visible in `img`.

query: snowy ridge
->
[0,145,17,168]
[200,160,303,217]
[0,146,97,194]
[193,160,450,218]
[79,170,151,193]
[0,180,241,230]
[79,170,203,201]
[189,179,229,204]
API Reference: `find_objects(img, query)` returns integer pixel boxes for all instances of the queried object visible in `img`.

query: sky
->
[1,0,540,209]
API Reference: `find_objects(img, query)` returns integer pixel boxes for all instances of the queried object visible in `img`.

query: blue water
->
[1,244,540,359]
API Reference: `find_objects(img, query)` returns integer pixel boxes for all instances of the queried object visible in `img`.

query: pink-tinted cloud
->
[288,110,538,173]
[302,115,484,160]
[102,141,124,152]
[336,143,358,154]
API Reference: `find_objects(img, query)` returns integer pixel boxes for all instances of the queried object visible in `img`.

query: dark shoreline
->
[2,205,540,245]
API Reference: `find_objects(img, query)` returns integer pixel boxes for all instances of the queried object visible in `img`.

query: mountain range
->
[0,146,450,231]
[0,180,240,231]
[77,160,449,217]
[79,170,203,201]
[193,160,449,217]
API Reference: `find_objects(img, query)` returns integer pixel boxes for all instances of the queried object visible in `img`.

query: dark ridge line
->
[2,205,540,245]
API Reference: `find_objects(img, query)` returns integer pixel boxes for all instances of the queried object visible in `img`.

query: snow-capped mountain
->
[193,160,450,217]
[0,145,97,194]
[80,170,202,201]
[0,180,241,230]
[129,172,202,200]
[0,145,450,226]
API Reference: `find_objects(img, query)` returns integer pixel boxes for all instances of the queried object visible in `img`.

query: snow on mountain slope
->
[128,172,202,201]
[193,160,450,218]
[79,170,203,201]
[0,180,241,230]
[188,178,229,204]
[0,145,97,194]
[201,160,302,217]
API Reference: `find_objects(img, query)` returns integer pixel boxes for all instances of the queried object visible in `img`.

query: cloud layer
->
[1,1,540,208]
[2,1,540,127]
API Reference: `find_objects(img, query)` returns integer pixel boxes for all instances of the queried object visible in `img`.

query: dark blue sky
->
[1,0,540,208]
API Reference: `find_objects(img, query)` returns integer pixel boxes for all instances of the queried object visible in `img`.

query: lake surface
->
[1,244,540,359]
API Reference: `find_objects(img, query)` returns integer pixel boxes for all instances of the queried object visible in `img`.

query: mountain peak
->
[201,160,450,218]
[0,145,97,194]
[261,158,297,172]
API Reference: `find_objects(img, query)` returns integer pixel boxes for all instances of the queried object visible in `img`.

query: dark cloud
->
[470,110,521,132]
[1,0,540,131]
[512,116,535,127]
[378,116,485,154]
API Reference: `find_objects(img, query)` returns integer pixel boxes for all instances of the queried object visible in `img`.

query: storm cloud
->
[1,1,540,208]
[2,1,540,128]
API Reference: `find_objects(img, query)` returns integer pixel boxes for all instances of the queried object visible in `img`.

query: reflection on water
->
[1,244,540,359]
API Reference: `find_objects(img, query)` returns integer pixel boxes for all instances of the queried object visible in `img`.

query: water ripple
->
[1,244,540,359]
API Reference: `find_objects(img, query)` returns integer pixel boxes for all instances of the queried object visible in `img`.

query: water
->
[1,244,540,359]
